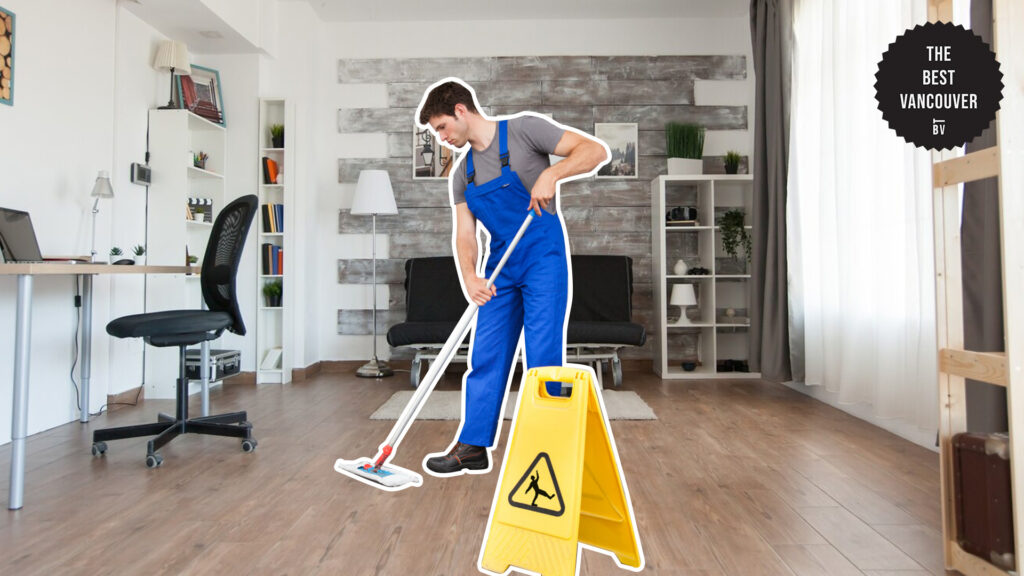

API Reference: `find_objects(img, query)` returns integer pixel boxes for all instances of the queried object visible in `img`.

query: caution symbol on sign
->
[507,452,564,516]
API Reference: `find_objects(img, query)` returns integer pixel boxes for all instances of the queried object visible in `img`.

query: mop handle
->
[377,213,535,458]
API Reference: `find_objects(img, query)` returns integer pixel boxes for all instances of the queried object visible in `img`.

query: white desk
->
[1,263,192,510]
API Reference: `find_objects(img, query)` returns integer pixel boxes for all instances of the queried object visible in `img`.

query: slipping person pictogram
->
[526,471,556,507]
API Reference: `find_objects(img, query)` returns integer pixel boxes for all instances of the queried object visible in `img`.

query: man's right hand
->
[466,275,497,306]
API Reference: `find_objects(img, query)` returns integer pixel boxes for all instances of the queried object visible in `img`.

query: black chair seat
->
[567,321,646,347]
[107,310,233,347]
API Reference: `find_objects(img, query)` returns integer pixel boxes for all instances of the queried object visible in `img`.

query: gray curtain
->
[962,0,1008,432]
[749,0,792,382]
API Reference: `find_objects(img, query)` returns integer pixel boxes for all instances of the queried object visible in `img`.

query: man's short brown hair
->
[418,81,478,126]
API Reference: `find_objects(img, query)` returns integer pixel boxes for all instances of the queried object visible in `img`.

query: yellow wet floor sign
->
[480,365,644,576]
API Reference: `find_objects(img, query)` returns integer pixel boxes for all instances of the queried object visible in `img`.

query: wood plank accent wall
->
[336,56,748,361]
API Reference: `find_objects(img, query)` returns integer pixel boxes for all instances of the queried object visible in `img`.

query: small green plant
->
[262,280,283,306]
[665,123,704,159]
[187,254,199,265]
[270,124,285,148]
[262,280,282,298]
[724,151,741,174]
[720,209,751,261]
[109,247,123,257]
[131,245,146,256]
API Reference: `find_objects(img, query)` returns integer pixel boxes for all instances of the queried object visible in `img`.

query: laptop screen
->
[0,208,44,262]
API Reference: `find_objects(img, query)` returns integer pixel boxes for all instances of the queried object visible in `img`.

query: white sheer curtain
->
[787,0,940,440]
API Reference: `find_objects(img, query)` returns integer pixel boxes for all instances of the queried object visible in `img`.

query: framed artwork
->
[595,123,638,179]
[413,125,460,179]
[0,6,14,106]
[176,64,225,126]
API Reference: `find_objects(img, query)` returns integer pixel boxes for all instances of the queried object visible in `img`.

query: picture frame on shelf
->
[176,64,225,126]
[595,123,637,179]
[0,5,15,107]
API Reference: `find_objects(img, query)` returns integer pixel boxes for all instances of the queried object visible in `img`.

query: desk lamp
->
[90,171,114,262]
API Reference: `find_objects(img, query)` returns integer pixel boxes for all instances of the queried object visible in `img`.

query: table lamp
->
[670,283,697,325]
[153,40,191,110]
[90,171,114,262]
[351,170,398,378]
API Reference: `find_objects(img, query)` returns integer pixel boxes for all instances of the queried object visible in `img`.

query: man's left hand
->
[528,171,556,216]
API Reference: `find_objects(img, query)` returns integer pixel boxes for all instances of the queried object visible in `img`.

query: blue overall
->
[459,120,568,448]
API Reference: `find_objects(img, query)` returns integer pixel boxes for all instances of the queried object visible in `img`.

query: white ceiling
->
[125,0,259,54]
[304,0,749,22]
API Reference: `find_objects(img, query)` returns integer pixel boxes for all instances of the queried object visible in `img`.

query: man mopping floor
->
[333,79,609,491]
[418,79,609,477]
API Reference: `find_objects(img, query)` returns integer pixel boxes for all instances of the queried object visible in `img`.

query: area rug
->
[370,389,656,421]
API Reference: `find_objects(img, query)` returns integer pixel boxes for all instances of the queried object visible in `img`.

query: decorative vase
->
[134,255,146,266]
[272,132,284,149]
[724,164,739,175]
[667,158,703,175]
[673,259,688,276]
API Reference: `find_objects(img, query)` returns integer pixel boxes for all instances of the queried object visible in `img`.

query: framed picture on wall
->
[1,6,15,106]
[413,125,460,179]
[595,123,638,179]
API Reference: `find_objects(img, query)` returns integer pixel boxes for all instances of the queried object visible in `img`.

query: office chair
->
[91,194,259,468]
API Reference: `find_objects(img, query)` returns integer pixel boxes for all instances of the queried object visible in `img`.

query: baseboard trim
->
[292,361,323,382]
[319,360,365,373]
[106,386,144,412]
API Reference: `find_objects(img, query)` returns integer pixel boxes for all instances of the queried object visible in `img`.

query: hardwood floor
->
[0,368,952,575]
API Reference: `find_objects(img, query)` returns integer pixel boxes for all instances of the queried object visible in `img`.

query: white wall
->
[315,16,755,361]
[258,2,323,369]
[0,0,154,444]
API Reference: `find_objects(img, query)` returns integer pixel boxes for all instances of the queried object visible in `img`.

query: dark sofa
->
[386,255,645,387]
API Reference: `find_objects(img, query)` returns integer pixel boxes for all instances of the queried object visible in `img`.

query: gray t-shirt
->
[452,115,565,214]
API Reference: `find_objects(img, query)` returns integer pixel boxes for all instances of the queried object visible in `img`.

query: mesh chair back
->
[201,195,257,335]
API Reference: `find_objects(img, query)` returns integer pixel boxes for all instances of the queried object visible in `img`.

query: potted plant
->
[262,280,283,307]
[719,209,752,266]
[665,122,704,174]
[132,245,146,265]
[270,124,285,148]
[109,247,127,263]
[724,151,741,174]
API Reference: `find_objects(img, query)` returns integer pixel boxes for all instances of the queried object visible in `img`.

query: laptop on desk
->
[0,207,82,264]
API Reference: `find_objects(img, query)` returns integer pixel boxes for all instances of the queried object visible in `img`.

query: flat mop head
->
[334,457,423,492]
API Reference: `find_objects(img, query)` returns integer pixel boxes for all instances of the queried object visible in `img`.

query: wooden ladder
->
[930,0,1024,574]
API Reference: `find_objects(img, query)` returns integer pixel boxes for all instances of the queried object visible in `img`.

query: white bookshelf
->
[144,109,226,398]
[650,174,761,379]
[256,98,292,384]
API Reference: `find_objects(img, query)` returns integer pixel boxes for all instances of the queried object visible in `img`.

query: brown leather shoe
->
[425,442,490,474]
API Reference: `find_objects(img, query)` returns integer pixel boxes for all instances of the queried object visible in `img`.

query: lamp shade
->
[670,283,697,306]
[91,170,114,199]
[351,170,398,215]
[153,40,191,75]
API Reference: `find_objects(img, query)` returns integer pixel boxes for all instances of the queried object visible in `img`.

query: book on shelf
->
[262,157,279,185]
[261,243,284,275]
[261,203,284,233]
[260,347,283,370]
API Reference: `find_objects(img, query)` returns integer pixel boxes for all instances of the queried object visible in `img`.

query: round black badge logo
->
[874,21,1003,151]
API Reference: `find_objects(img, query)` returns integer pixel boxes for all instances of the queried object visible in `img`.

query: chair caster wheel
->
[146,453,163,468]
[91,442,107,457]
[242,439,258,453]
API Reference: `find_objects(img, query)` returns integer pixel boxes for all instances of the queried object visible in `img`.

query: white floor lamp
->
[351,170,398,378]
